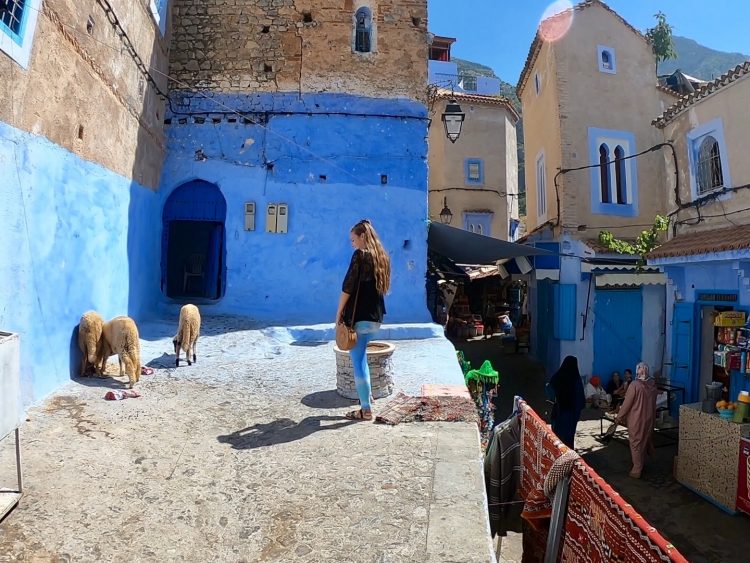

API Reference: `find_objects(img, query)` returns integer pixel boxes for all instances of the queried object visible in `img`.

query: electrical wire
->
[552,142,678,228]
[430,187,519,197]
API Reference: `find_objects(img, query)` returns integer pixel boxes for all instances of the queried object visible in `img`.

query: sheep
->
[101,316,142,388]
[78,311,104,377]
[173,304,201,367]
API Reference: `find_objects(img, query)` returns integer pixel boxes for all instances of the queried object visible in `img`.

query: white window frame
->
[687,118,732,200]
[536,150,547,222]
[594,136,634,205]
[0,0,42,69]
[597,45,616,74]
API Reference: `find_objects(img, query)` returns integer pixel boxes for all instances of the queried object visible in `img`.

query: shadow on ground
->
[301,390,357,409]
[217,416,356,449]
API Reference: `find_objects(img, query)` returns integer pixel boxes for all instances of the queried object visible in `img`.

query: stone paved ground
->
[0,317,493,563]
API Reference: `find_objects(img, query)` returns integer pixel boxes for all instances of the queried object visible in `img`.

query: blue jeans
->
[350,321,381,410]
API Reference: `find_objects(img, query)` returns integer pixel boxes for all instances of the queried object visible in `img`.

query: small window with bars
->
[695,135,725,195]
[1,0,26,36]
[354,7,372,53]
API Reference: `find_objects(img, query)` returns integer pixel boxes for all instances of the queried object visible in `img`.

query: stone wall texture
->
[0,0,169,188]
[169,0,428,100]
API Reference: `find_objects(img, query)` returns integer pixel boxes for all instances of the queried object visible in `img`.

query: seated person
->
[497,308,513,333]
[584,375,611,408]
[622,369,633,391]
[606,371,626,409]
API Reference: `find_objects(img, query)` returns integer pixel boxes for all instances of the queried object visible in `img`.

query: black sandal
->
[345,409,373,421]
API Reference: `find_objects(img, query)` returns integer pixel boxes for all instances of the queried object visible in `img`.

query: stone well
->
[334,341,396,400]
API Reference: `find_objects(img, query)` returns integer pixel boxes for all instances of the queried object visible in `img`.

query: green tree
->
[598,215,670,268]
[645,11,677,75]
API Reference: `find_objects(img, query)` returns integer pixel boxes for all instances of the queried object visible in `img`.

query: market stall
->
[675,402,750,515]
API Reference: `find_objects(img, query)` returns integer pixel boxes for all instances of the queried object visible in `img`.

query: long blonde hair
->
[352,220,391,295]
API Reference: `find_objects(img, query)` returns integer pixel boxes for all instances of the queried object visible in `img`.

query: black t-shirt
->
[342,250,386,326]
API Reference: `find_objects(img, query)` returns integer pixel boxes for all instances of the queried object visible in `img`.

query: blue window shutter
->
[671,302,695,404]
[553,284,577,340]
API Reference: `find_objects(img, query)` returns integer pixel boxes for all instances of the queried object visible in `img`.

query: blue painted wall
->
[159,92,431,324]
[657,255,750,402]
[0,122,160,409]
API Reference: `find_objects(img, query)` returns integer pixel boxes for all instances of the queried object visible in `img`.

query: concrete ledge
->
[267,323,446,343]
[427,422,496,563]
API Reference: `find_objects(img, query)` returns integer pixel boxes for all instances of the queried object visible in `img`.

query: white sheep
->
[101,316,142,388]
[173,304,201,366]
[78,311,104,377]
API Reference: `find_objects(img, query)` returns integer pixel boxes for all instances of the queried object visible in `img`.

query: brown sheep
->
[173,304,201,366]
[78,311,104,377]
[101,316,141,388]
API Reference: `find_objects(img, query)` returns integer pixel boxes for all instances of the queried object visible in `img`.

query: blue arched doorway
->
[162,180,227,300]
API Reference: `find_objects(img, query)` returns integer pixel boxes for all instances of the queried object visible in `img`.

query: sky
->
[427,0,750,84]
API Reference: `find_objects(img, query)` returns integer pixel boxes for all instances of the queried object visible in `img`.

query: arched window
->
[614,145,627,204]
[354,7,372,53]
[696,135,724,194]
[599,144,611,203]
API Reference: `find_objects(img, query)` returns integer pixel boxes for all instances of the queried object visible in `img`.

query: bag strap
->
[349,266,361,327]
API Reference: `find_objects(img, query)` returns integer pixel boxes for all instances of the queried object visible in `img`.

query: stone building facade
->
[428,92,520,241]
[649,63,750,404]
[0,0,170,407]
[2,0,431,412]
[169,0,427,98]
[516,0,673,381]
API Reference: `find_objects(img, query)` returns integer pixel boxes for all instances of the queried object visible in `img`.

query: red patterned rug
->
[560,460,688,562]
[518,403,569,563]
[374,392,478,425]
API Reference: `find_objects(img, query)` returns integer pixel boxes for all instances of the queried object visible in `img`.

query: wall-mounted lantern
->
[441,98,465,143]
[439,196,453,225]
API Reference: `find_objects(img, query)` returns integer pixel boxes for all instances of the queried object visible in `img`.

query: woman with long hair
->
[615,361,657,478]
[336,220,391,420]
[546,355,585,449]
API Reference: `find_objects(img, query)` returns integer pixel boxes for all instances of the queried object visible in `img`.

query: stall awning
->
[428,222,553,265]
[581,263,666,287]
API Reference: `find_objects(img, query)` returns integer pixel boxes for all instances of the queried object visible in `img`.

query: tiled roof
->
[517,0,647,96]
[655,83,682,99]
[652,61,750,128]
[436,89,520,122]
[647,224,750,259]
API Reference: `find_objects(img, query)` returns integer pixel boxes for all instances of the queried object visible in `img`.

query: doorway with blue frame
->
[593,288,643,385]
[162,180,227,300]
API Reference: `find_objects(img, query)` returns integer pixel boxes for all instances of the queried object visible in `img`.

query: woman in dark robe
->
[545,355,586,449]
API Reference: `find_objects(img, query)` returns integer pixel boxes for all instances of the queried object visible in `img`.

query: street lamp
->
[439,197,453,224]
[441,98,465,143]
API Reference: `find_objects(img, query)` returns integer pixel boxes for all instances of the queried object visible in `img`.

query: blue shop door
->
[536,280,557,373]
[671,302,695,405]
[593,289,643,384]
